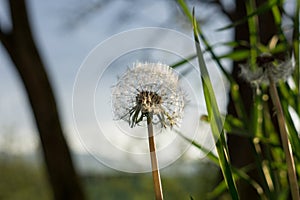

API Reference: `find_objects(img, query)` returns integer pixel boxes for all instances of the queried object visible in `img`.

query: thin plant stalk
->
[268,76,300,200]
[147,116,164,200]
[192,9,239,200]
[111,63,181,199]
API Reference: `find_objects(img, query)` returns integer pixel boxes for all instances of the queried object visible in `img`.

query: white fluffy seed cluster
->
[240,53,294,86]
[111,62,185,128]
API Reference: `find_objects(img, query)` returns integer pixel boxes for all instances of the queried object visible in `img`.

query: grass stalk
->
[245,0,258,68]
[192,9,240,200]
[294,0,300,115]
[178,0,248,121]
[268,77,299,200]
[147,116,164,200]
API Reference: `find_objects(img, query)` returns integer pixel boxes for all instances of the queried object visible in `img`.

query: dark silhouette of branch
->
[0,26,11,50]
[0,28,5,40]
[1,0,85,199]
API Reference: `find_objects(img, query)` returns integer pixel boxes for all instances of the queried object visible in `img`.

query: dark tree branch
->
[0,29,13,56]
[0,28,7,44]
[0,0,86,199]
[0,10,11,49]
[0,26,4,39]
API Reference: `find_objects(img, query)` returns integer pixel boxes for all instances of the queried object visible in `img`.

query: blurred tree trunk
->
[226,1,256,199]
[0,0,85,199]
[226,0,277,199]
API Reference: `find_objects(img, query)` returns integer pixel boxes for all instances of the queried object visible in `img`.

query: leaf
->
[192,7,240,200]
[175,130,219,164]
[217,0,281,31]
[218,50,250,61]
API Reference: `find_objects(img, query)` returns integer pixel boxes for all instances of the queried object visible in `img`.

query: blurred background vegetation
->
[0,154,219,200]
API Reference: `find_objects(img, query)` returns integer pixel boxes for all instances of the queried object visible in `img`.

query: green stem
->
[147,116,164,200]
[268,76,299,200]
[192,9,239,199]
[245,0,258,68]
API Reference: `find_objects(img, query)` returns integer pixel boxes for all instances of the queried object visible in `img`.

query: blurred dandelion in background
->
[240,52,294,86]
[240,52,299,199]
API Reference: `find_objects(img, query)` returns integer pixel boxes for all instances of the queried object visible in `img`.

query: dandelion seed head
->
[111,62,185,128]
[240,53,294,86]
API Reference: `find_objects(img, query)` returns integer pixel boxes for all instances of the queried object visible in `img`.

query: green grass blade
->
[192,9,240,200]
[217,0,280,31]
[231,167,266,199]
[217,50,250,61]
[177,0,232,83]
[170,54,197,69]
[271,3,287,44]
[177,0,248,122]
[278,82,296,111]
[293,0,300,117]
[206,180,227,199]
[175,130,219,164]
[177,129,269,198]
[281,99,300,160]
[245,0,258,67]
[207,167,266,199]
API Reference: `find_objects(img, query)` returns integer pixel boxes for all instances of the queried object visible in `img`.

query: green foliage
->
[192,8,240,200]
[83,171,217,199]
[0,157,52,200]
[177,0,300,199]
[0,156,217,200]
[83,163,218,200]
[2,0,300,199]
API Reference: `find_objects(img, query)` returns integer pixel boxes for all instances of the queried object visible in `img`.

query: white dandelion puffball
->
[240,53,294,86]
[111,62,185,128]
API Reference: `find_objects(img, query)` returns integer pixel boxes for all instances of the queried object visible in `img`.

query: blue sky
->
[0,0,232,172]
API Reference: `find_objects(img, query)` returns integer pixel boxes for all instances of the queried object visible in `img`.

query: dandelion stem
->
[147,116,164,200]
[268,76,300,200]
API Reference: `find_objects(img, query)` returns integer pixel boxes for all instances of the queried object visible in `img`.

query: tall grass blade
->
[293,0,300,119]
[217,0,280,31]
[177,0,248,122]
[268,77,300,200]
[192,8,240,200]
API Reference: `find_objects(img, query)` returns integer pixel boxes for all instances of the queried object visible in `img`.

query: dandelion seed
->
[240,52,294,86]
[111,62,185,128]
